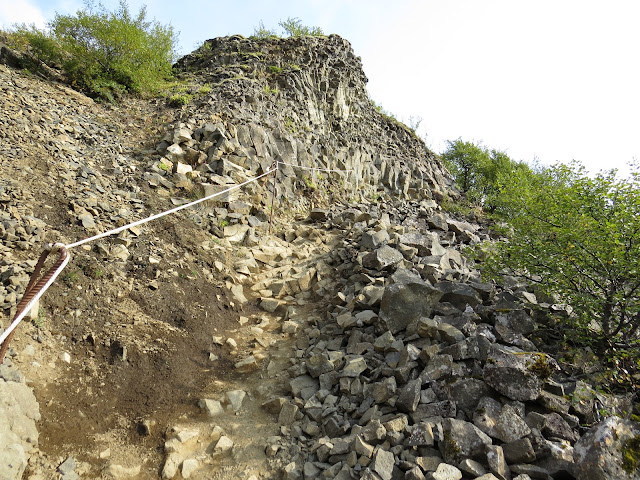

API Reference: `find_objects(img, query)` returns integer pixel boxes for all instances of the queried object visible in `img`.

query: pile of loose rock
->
[254,202,639,480]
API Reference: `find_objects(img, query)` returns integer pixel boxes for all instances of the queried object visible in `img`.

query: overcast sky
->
[2,0,639,176]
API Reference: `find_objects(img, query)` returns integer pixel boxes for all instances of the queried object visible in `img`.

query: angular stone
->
[440,418,492,464]
[355,436,375,458]
[371,448,394,480]
[434,281,482,310]
[502,437,536,464]
[445,378,492,414]
[494,310,535,336]
[483,346,543,401]
[459,459,487,477]
[486,445,510,480]
[306,353,334,378]
[415,456,442,472]
[362,245,404,271]
[420,354,453,381]
[341,356,367,377]
[431,463,462,480]
[225,390,246,412]
[542,412,578,442]
[379,270,443,334]
[397,379,421,413]
[405,466,426,480]
[361,229,390,249]
[398,231,443,256]
[198,399,223,417]
[278,402,299,425]
[493,405,531,443]
[406,422,434,447]
[309,209,329,221]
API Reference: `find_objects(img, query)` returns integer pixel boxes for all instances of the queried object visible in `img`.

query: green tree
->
[441,139,527,210]
[11,0,178,100]
[252,17,323,39]
[279,17,324,37]
[481,162,640,356]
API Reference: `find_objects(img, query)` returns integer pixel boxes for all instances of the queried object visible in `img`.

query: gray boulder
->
[361,229,390,249]
[440,418,492,464]
[483,346,544,401]
[573,416,640,480]
[362,245,404,271]
[379,270,443,334]
[434,281,482,310]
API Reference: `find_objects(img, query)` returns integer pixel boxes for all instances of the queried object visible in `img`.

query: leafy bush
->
[10,0,178,100]
[252,17,323,39]
[279,17,324,37]
[479,162,640,360]
[441,139,530,210]
[253,21,277,39]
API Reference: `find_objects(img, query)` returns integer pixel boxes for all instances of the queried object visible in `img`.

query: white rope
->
[2,161,355,352]
[0,246,70,346]
[66,168,276,250]
[277,161,353,173]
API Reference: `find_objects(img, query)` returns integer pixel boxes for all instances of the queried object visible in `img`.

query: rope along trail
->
[0,162,352,361]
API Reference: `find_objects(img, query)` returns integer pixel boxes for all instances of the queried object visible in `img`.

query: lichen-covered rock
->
[483,345,546,401]
[440,418,492,464]
[573,416,640,480]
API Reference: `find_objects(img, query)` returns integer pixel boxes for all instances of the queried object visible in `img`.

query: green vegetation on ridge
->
[7,0,178,101]
[253,17,324,39]
[445,139,640,391]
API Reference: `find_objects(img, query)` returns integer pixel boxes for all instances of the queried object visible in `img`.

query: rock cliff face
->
[162,35,454,206]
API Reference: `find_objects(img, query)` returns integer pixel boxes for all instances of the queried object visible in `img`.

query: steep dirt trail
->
[12,220,341,479]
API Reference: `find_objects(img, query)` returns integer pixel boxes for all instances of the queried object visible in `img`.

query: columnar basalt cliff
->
[160,34,454,207]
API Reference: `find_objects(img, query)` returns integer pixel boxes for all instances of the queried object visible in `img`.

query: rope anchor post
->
[0,243,70,364]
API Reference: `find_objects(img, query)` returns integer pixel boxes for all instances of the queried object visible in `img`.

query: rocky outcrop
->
[155,35,454,210]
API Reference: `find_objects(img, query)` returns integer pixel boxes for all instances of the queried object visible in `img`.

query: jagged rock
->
[361,229,390,249]
[445,378,492,414]
[0,375,40,480]
[434,281,482,310]
[486,445,510,480]
[309,209,329,221]
[198,399,223,417]
[431,463,462,480]
[362,245,404,271]
[379,269,443,334]
[397,379,421,413]
[573,416,640,480]
[371,448,395,480]
[483,346,544,401]
[440,418,492,464]
[502,437,536,464]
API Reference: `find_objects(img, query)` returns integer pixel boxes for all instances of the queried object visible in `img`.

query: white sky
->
[2,0,639,175]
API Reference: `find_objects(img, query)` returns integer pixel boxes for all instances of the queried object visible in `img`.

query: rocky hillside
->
[0,34,638,480]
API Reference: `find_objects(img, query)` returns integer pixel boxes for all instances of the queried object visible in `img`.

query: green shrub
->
[252,17,323,39]
[479,162,640,363]
[10,0,178,101]
[168,92,192,107]
[279,17,324,37]
[252,20,277,39]
[441,138,531,212]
